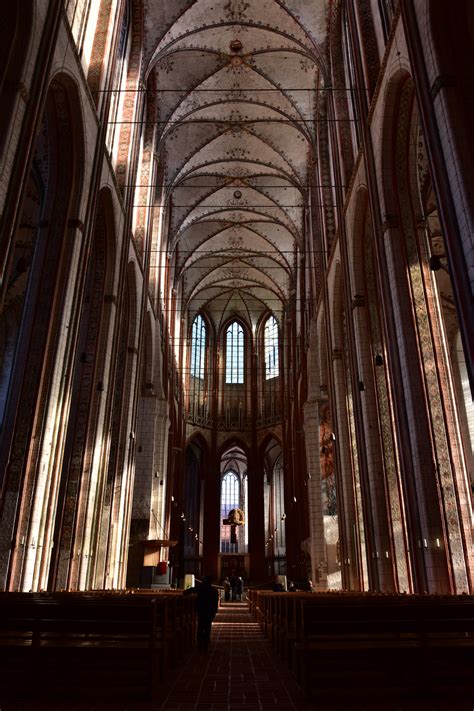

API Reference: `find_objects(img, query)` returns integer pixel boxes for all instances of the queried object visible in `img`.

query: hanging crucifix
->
[222,508,244,546]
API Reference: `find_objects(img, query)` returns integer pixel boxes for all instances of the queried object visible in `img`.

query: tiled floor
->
[2,602,472,710]
[156,602,315,711]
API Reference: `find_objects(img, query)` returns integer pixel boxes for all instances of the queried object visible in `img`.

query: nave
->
[1,0,472,599]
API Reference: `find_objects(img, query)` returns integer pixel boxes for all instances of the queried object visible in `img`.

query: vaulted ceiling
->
[144,0,329,332]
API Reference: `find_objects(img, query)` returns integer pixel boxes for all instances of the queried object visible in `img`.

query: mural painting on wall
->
[320,404,336,516]
[319,403,341,587]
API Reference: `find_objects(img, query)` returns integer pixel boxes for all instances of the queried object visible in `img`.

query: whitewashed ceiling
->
[144,0,328,331]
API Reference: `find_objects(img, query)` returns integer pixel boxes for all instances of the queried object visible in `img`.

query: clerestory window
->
[264,315,279,380]
[226,321,244,384]
[191,314,206,379]
[106,1,131,161]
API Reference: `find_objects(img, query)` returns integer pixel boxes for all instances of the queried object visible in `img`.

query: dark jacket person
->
[185,576,219,649]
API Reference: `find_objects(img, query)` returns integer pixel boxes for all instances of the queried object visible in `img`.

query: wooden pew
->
[249,591,474,701]
[293,595,474,700]
[0,591,196,700]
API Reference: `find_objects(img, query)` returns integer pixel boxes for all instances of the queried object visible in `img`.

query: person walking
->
[184,575,219,650]
[223,576,231,602]
[230,574,238,601]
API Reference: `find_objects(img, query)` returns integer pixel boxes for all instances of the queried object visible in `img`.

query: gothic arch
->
[351,186,410,591]
[379,69,472,593]
[52,186,118,591]
[0,0,34,157]
[328,1,355,183]
[327,259,363,590]
[181,435,206,577]
[115,0,145,188]
[219,441,249,559]
[0,73,85,591]
[96,259,141,590]
[218,437,250,463]
[186,310,213,427]
[87,0,127,100]
[261,436,285,572]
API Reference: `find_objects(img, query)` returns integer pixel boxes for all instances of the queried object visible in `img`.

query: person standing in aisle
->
[184,575,219,650]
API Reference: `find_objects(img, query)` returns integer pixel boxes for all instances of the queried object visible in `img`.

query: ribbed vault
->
[145,0,328,331]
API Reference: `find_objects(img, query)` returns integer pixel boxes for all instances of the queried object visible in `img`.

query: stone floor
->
[2,601,472,710]
[156,602,315,711]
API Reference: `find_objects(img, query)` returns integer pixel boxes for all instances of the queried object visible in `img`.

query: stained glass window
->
[264,315,279,379]
[191,314,206,379]
[226,321,244,383]
[220,471,240,552]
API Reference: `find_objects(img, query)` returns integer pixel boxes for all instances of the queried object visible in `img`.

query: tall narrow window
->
[226,321,244,384]
[342,8,361,152]
[191,315,206,379]
[264,315,279,379]
[378,0,396,41]
[220,471,240,553]
[106,1,131,161]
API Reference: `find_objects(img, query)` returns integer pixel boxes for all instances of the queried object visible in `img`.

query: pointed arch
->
[0,0,34,157]
[225,319,245,384]
[191,313,207,379]
[0,72,85,591]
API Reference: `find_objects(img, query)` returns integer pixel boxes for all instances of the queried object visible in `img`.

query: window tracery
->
[264,315,279,380]
[225,321,244,384]
[220,471,240,553]
[191,314,206,379]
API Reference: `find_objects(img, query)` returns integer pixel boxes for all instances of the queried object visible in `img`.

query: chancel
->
[0,0,473,706]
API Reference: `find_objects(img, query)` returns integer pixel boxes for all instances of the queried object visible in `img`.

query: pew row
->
[0,591,196,700]
[248,590,474,700]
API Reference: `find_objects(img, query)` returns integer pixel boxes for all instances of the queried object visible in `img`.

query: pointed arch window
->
[106,0,131,160]
[191,314,206,379]
[264,315,279,379]
[342,7,361,152]
[226,321,244,384]
[220,471,240,552]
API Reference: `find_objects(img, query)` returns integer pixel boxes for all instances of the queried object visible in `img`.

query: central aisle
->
[157,601,315,711]
[157,601,461,711]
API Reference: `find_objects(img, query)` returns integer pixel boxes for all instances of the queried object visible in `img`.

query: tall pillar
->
[303,401,327,590]
[247,447,265,582]
[330,349,364,590]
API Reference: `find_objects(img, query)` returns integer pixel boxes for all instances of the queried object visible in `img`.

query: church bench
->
[273,592,314,664]
[292,596,474,700]
[254,591,280,637]
[249,591,474,699]
[120,590,195,656]
[0,592,195,699]
[248,590,312,661]
[247,588,257,614]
